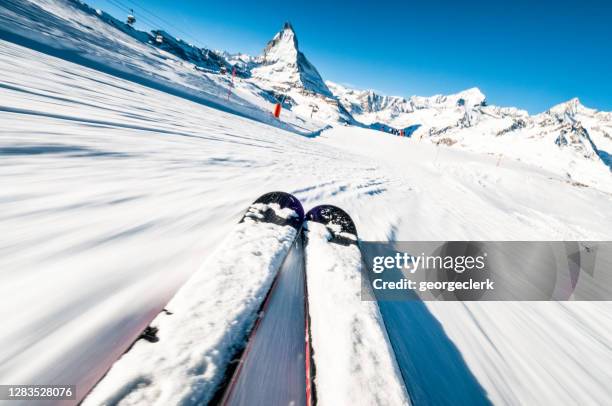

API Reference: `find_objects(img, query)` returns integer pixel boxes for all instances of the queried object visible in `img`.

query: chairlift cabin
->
[126,9,136,26]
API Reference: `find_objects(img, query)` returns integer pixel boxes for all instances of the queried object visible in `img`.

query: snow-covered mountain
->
[327,80,612,166]
[328,81,612,188]
[252,22,331,97]
[327,81,486,116]
[244,22,353,125]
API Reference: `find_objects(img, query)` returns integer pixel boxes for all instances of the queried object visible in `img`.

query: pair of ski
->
[84,192,408,406]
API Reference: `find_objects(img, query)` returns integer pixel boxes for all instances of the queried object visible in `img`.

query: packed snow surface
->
[1,1,612,405]
[2,35,612,404]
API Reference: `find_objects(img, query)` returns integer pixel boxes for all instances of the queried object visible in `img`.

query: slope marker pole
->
[227,66,236,100]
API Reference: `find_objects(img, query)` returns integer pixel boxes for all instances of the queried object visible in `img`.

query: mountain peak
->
[550,97,581,110]
[455,87,486,106]
[282,21,294,32]
[407,87,486,110]
[252,23,332,97]
[260,22,298,64]
[547,97,596,118]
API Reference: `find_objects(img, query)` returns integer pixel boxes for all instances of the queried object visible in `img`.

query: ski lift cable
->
[121,0,188,38]
[103,0,177,34]
[102,0,218,64]
[105,0,166,30]
[105,0,142,21]
[105,0,196,46]
[117,0,207,48]
[103,0,129,16]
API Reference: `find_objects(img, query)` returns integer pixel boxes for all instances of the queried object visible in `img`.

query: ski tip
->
[242,191,304,228]
[305,205,358,244]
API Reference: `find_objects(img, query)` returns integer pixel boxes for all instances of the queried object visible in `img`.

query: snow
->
[83,205,298,405]
[0,0,328,134]
[251,22,333,99]
[328,80,612,188]
[2,39,611,403]
[326,223,358,242]
[304,221,409,406]
[246,202,298,220]
[326,81,414,116]
[328,81,485,118]
[422,301,612,405]
[221,235,307,406]
[1,1,612,405]
[411,87,486,108]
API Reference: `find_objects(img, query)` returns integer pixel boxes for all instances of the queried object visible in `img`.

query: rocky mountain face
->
[537,99,612,163]
[251,23,332,98]
[326,82,412,115]
[220,23,352,124]
[151,30,237,74]
[238,23,353,125]
[328,81,487,117]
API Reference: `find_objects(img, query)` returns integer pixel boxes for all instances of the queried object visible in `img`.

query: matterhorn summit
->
[251,22,333,98]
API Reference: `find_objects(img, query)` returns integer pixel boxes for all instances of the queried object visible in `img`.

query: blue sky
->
[89,0,612,113]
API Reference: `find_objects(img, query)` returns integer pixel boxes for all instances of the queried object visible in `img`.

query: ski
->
[83,192,304,406]
[217,232,308,406]
[303,205,409,406]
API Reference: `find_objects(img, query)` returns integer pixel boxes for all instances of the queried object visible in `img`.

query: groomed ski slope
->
[1,36,612,405]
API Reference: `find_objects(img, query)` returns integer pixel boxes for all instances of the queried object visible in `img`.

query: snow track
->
[2,15,612,406]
